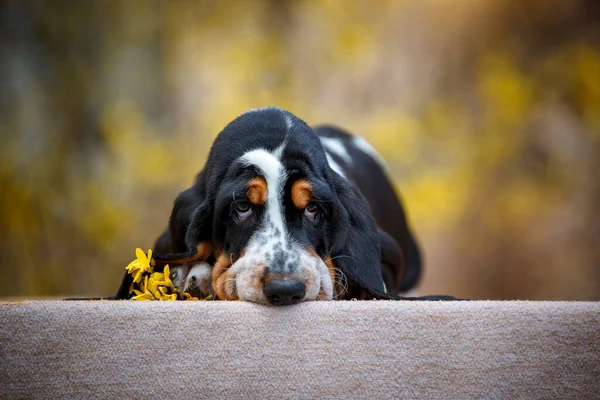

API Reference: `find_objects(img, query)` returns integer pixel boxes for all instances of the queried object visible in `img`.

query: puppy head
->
[153,107,384,304]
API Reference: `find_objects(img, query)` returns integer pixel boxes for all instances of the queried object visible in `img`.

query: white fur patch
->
[325,153,346,178]
[285,114,294,131]
[400,289,419,297]
[320,137,352,164]
[169,265,191,294]
[186,262,212,295]
[352,137,389,171]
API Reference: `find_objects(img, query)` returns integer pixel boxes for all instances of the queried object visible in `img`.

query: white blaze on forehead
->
[239,147,287,238]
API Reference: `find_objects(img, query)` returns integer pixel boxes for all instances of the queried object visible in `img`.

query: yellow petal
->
[147,276,159,293]
[138,275,148,291]
[163,265,173,287]
[158,292,177,301]
[135,248,146,263]
[131,290,154,300]
[126,259,140,273]
[184,292,199,301]
[159,286,177,298]
[151,272,165,281]
[132,269,143,283]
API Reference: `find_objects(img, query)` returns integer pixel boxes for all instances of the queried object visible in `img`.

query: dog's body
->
[115,107,426,303]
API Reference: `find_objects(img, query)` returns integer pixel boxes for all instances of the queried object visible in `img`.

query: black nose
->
[263,278,306,305]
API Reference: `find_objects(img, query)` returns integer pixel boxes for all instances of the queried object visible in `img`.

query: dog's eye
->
[304,203,318,222]
[235,202,253,221]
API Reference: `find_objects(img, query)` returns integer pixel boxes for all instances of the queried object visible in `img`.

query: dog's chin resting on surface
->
[111,107,458,304]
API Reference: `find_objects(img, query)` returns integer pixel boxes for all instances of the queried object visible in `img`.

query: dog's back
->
[314,125,421,295]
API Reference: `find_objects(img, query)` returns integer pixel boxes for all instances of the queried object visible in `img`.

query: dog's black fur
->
[112,107,457,302]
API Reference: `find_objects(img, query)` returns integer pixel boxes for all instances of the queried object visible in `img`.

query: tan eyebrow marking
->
[291,179,312,209]
[246,177,268,206]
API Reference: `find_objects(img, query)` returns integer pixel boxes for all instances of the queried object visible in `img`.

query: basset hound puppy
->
[114,107,454,304]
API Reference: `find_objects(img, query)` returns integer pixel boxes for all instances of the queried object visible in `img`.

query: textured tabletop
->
[1,300,599,399]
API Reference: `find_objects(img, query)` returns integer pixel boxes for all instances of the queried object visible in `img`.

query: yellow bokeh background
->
[1,0,599,299]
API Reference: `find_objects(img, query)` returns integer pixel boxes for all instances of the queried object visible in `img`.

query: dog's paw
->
[169,265,190,289]
[184,262,213,299]
[169,262,213,299]
[169,265,191,298]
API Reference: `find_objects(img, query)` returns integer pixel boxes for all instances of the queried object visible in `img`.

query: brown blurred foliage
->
[1,0,599,299]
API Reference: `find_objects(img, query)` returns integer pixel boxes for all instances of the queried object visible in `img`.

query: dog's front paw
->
[169,263,213,299]
[181,262,213,299]
[169,265,191,298]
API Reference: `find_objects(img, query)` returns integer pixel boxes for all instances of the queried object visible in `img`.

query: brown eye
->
[235,202,253,221]
[304,203,318,222]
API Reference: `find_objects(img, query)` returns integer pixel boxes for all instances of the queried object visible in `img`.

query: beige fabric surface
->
[1,300,599,399]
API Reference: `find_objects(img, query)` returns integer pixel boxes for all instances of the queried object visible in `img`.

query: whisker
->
[327,254,358,264]
[224,275,238,297]
[332,267,349,299]
[324,254,357,298]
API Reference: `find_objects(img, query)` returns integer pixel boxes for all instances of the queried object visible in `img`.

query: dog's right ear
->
[111,172,214,299]
[152,184,213,264]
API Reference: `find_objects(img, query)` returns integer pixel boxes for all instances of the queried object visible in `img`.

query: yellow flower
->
[183,292,199,301]
[156,286,178,301]
[131,289,155,300]
[146,273,162,294]
[126,248,154,283]
[146,265,175,294]
[131,275,155,300]
[126,249,211,301]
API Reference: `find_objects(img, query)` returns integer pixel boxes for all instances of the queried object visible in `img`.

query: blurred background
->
[1,0,599,300]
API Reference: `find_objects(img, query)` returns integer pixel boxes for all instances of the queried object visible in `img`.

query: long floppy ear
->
[379,229,406,295]
[110,174,213,300]
[400,232,421,292]
[328,174,390,299]
[151,185,213,264]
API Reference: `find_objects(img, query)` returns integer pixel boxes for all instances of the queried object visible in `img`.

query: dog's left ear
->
[328,173,390,299]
